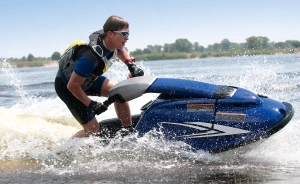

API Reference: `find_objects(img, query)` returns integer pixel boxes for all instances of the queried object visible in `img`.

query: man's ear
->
[107,31,114,38]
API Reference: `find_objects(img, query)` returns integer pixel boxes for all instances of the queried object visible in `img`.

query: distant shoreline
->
[10,52,300,68]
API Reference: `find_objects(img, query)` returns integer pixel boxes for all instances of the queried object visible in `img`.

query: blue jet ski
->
[98,76,294,153]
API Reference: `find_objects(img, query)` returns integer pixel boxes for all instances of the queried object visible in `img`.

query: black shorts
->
[55,76,106,125]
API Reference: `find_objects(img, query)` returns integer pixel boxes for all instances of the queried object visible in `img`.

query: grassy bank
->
[10,60,58,68]
[132,48,299,61]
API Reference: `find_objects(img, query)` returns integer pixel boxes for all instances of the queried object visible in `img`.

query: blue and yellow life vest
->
[58,30,117,89]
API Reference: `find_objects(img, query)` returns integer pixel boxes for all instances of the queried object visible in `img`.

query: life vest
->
[58,30,117,90]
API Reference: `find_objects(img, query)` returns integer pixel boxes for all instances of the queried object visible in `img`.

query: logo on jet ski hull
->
[160,122,251,138]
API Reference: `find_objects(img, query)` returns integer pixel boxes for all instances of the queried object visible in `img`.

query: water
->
[0,54,300,183]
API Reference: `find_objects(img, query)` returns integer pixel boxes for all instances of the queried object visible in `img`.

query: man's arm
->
[117,48,131,63]
[67,57,108,115]
[67,71,91,106]
[117,48,144,77]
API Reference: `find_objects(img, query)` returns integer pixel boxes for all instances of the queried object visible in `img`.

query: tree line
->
[9,52,61,62]
[129,36,300,61]
[7,36,300,62]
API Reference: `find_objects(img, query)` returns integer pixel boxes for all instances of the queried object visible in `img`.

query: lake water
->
[0,54,300,183]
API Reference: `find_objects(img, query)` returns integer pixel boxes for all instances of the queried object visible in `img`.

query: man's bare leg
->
[114,101,132,127]
[101,79,132,127]
[71,118,100,139]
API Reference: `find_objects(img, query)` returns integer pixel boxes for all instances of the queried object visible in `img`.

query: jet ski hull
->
[98,76,294,153]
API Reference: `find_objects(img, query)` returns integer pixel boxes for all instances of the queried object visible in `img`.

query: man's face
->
[111,28,129,49]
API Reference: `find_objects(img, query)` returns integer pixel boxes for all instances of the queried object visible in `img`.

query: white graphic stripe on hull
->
[160,122,251,138]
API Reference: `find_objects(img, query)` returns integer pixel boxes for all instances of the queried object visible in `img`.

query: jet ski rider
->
[55,15,144,139]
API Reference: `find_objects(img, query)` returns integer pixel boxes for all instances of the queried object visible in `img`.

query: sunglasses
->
[113,31,130,37]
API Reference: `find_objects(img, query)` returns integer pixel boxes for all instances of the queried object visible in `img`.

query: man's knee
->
[83,119,100,135]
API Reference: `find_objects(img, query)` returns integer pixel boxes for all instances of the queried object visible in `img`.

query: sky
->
[1,0,300,58]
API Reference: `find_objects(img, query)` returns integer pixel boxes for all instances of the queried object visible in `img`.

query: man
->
[55,15,144,139]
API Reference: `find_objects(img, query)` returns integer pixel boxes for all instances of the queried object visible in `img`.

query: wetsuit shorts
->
[55,75,106,125]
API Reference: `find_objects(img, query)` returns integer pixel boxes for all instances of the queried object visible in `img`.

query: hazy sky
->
[1,0,299,58]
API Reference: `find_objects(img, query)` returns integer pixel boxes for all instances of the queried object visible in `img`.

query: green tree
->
[258,36,270,48]
[27,53,34,61]
[194,42,199,51]
[207,43,222,51]
[163,43,172,53]
[51,51,61,60]
[194,42,205,52]
[246,36,261,49]
[274,42,286,49]
[221,39,231,50]
[130,49,143,55]
[174,38,193,53]
[143,48,151,54]
[286,40,300,48]
[147,45,163,53]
